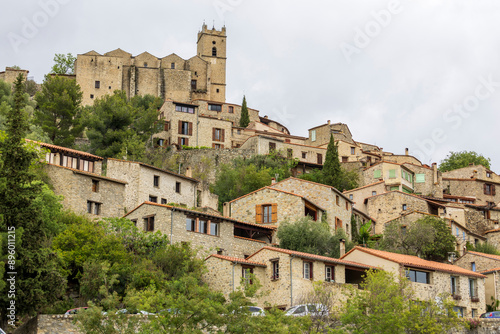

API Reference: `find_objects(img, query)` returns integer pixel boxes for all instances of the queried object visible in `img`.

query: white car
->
[285,304,329,317]
[243,306,265,316]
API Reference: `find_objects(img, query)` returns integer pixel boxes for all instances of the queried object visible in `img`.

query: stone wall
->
[44,164,126,218]
[455,252,500,273]
[486,230,500,249]
[403,163,442,197]
[0,67,29,85]
[343,181,386,214]
[444,179,500,206]
[444,165,500,184]
[35,315,82,334]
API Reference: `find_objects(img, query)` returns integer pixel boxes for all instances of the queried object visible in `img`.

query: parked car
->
[480,311,500,318]
[285,304,329,317]
[115,309,154,315]
[241,306,265,316]
[64,307,88,315]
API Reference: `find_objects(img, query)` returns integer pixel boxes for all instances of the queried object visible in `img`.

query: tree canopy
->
[34,75,83,147]
[51,53,76,75]
[439,150,491,172]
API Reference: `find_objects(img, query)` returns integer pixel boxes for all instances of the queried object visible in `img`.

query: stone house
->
[105,158,214,212]
[226,186,326,229]
[362,161,416,194]
[342,246,487,317]
[343,180,387,209]
[443,164,500,184]
[75,24,227,106]
[268,177,353,237]
[381,150,422,166]
[442,177,500,206]
[484,228,500,249]
[203,246,373,309]
[305,121,355,146]
[123,202,275,259]
[0,66,29,84]
[402,162,442,197]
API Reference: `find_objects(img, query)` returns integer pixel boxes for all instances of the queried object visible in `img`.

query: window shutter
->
[221,129,225,142]
[493,185,496,196]
[188,122,193,136]
[255,205,263,223]
[177,137,182,147]
[374,170,381,178]
[389,169,396,178]
[484,183,488,194]
[178,121,182,134]
[310,262,313,280]
[271,203,278,223]
[212,128,216,141]
[185,137,189,146]
[221,144,224,149]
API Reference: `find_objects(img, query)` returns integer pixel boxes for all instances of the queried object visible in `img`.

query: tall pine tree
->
[322,134,343,189]
[239,95,250,127]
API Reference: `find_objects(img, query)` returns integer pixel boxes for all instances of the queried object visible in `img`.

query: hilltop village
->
[2,24,500,330]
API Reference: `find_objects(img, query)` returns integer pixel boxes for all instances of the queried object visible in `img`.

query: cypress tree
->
[322,134,342,189]
[239,95,250,128]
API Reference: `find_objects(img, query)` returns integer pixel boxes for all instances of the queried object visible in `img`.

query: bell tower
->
[197,23,226,103]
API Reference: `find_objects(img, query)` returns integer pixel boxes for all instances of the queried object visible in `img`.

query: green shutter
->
[389,169,396,178]
[390,186,399,191]
[374,170,381,178]
[402,186,413,194]
[416,174,425,183]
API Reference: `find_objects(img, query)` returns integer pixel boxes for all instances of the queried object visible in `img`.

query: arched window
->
[212,47,217,57]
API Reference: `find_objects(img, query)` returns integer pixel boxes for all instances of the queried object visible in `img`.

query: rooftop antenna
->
[212,20,215,29]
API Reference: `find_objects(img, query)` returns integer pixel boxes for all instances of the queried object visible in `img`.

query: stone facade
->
[455,252,500,275]
[0,66,29,84]
[36,314,82,334]
[269,177,353,237]
[75,24,226,106]
[306,121,354,146]
[403,163,442,197]
[106,158,201,212]
[444,165,500,184]
[443,178,500,206]
[343,181,386,213]
[485,230,500,250]
[228,186,324,229]
[382,154,422,166]
[45,164,126,218]
[362,161,415,193]
[343,247,486,317]
[124,202,274,259]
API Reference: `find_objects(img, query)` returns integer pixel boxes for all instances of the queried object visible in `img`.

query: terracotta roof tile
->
[343,180,385,194]
[484,229,500,235]
[27,139,103,160]
[205,254,267,267]
[342,247,485,278]
[467,251,500,261]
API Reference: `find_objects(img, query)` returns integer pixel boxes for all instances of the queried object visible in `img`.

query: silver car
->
[285,304,329,317]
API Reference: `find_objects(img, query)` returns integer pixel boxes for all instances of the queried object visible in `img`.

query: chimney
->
[271,177,276,185]
[327,120,331,125]
[432,163,438,185]
[405,148,409,156]
[185,167,192,178]
[339,238,346,257]
[264,115,268,119]
[223,202,230,217]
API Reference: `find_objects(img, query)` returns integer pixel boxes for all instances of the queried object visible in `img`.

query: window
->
[406,269,429,284]
[208,104,222,112]
[372,191,377,196]
[161,198,167,204]
[271,260,279,280]
[178,137,189,146]
[462,231,466,241]
[149,195,157,203]
[87,201,101,215]
[186,218,196,231]
[164,121,170,131]
[389,169,396,178]
[349,194,353,200]
[373,169,381,178]
[472,309,477,318]
[456,227,459,237]
[269,142,276,152]
[402,204,407,211]
[335,217,342,230]
[198,219,207,234]
[153,175,159,187]
[303,262,313,280]
[90,94,94,99]
[144,62,148,67]
[95,81,100,89]
[242,267,254,285]
[92,180,99,192]
[451,276,458,295]
[471,262,476,272]
[302,152,307,159]
[171,62,175,69]
[351,147,355,155]
[487,171,492,178]
[157,138,164,147]
[213,128,224,142]
[317,153,322,164]
[311,130,316,142]
[325,266,335,282]
[484,183,496,195]
[212,47,217,56]
[191,80,197,90]
[416,173,426,183]
[287,149,293,159]
[175,104,195,114]
[213,143,222,149]
[179,121,192,135]
[263,205,272,223]
[345,201,349,210]
[469,279,478,299]
[175,182,181,193]
[342,156,348,162]
[336,195,340,206]
[216,88,219,93]
[144,216,155,232]
[209,221,219,236]
[453,306,464,318]
[228,106,234,113]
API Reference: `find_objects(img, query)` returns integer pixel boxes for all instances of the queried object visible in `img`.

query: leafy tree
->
[378,216,456,262]
[332,269,466,334]
[239,95,250,127]
[277,217,331,255]
[85,91,162,159]
[467,241,500,255]
[34,75,84,147]
[51,53,76,75]
[439,150,491,172]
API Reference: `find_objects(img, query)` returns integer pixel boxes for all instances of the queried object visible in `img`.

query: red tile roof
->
[342,246,485,278]
[205,254,267,267]
[484,229,500,235]
[107,158,199,183]
[27,139,103,160]
[466,251,500,261]
[247,246,376,270]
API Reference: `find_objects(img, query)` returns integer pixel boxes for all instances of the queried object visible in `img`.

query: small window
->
[487,172,492,178]
[351,147,355,155]
[406,269,429,284]
[342,156,348,163]
[198,219,207,234]
[345,201,349,210]
[269,142,276,152]
[228,106,234,113]
[451,276,458,295]
[210,222,219,236]
[303,262,313,280]
[87,201,101,215]
[271,260,279,280]
[242,267,254,285]
[373,169,381,178]
[87,201,92,214]
[325,266,335,282]
[108,86,111,89]
[164,121,170,131]
[469,278,477,298]
[302,152,307,159]
[336,195,340,206]
[317,153,322,164]
[402,204,407,211]
[171,62,175,69]
[175,182,181,193]
[175,104,195,114]
[212,47,217,57]
[92,180,99,192]
[95,81,100,89]
[180,121,190,135]
[472,309,477,318]
[90,94,94,99]
[372,191,377,196]
[213,128,224,142]
[144,62,148,67]
[144,216,155,232]
[208,104,222,112]
[179,137,188,146]
[156,138,164,147]
[349,194,353,200]
[191,80,197,90]
[153,175,160,187]
[287,148,293,158]
[161,198,167,204]
[149,195,157,203]
[94,203,100,215]
[471,262,476,272]
[311,130,316,142]
[262,205,273,223]
[186,218,196,231]
[216,88,220,93]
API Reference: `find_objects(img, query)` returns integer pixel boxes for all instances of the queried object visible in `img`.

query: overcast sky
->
[2,0,499,170]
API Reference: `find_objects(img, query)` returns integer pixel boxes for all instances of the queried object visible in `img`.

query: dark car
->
[480,311,500,318]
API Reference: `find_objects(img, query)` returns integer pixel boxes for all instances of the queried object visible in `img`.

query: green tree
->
[34,75,84,147]
[379,216,456,262]
[239,95,250,127]
[439,150,491,172]
[333,269,466,334]
[51,53,76,75]
[277,217,332,255]
[467,241,500,255]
